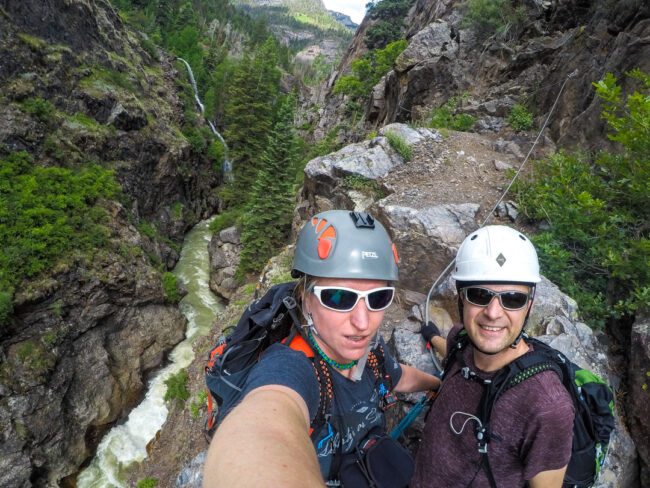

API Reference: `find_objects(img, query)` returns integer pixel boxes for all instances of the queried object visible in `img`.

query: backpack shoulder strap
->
[441,327,470,381]
[474,340,568,488]
[284,334,333,436]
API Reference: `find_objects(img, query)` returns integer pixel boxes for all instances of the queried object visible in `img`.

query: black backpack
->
[444,329,615,488]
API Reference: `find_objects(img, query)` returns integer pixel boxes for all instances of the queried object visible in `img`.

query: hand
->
[420,321,441,343]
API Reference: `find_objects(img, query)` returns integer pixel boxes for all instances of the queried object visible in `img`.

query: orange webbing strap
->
[283,333,315,358]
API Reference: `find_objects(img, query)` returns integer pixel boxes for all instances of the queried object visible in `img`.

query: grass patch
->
[343,174,385,200]
[385,131,413,162]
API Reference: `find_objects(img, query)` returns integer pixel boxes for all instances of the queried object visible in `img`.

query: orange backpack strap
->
[284,333,315,358]
[282,332,332,436]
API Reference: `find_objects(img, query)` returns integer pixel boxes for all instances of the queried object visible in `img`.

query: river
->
[77,218,222,488]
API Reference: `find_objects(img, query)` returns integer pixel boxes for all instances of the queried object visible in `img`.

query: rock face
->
[628,313,650,485]
[321,0,649,154]
[0,207,187,487]
[328,11,358,30]
[208,226,242,301]
[0,0,221,485]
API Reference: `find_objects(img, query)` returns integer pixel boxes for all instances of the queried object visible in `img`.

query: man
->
[411,225,574,488]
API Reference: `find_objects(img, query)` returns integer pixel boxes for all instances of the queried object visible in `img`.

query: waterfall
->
[177,57,233,181]
[77,219,222,488]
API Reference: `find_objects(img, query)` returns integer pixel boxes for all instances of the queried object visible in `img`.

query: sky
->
[322,0,368,24]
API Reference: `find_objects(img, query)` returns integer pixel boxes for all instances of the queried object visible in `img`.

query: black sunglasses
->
[311,286,395,312]
[462,286,530,311]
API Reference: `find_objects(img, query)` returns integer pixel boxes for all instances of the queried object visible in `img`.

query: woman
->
[204,210,440,487]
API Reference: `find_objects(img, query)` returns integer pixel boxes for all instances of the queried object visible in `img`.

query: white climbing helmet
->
[452,225,541,284]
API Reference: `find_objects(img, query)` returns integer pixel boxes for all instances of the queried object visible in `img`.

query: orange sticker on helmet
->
[311,218,337,260]
[392,243,399,264]
[318,238,333,259]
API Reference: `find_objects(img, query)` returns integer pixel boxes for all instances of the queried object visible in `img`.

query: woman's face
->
[303,277,389,364]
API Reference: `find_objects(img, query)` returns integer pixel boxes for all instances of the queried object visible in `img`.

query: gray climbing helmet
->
[291,210,399,281]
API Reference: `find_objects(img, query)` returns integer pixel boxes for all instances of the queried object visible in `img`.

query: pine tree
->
[238,95,299,275]
[223,37,281,208]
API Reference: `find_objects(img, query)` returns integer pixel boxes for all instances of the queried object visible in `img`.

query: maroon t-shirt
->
[411,325,574,487]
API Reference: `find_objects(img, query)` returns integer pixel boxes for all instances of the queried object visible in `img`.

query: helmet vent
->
[518,234,527,241]
[471,234,478,240]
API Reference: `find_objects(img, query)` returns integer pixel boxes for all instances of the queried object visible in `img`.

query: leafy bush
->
[164,369,189,404]
[453,113,477,131]
[207,139,225,172]
[428,96,475,131]
[21,97,55,122]
[0,152,120,308]
[365,22,403,50]
[333,40,408,101]
[208,207,243,235]
[508,104,533,131]
[138,219,157,239]
[512,70,649,328]
[162,272,181,304]
[385,131,413,162]
[461,0,526,39]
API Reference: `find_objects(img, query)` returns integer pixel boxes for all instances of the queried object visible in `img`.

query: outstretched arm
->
[203,385,325,488]
[394,363,440,393]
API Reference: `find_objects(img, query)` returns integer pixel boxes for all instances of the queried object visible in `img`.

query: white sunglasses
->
[310,286,395,312]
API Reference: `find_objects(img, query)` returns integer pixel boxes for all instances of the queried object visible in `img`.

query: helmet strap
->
[509,287,535,349]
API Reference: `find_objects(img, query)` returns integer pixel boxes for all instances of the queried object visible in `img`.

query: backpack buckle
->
[476,428,488,454]
[461,367,471,379]
[283,295,297,310]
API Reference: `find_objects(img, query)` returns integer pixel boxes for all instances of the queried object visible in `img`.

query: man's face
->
[462,283,532,355]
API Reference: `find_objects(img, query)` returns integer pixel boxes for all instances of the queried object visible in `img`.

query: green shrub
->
[164,369,189,404]
[207,140,225,172]
[508,104,533,131]
[137,478,158,488]
[0,152,120,298]
[21,97,55,122]
[0,289,14,327]
[513,70,649,327]
[138,219,157,239]
[365,0,410,49]
[428,96,475,131]
[333,40,407,101]
[208,207,242,235]
[452,113,477,131]
[461,0,526,39]
[385,131,413,162]
[162,272,181,304]
[139,36,159,61]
